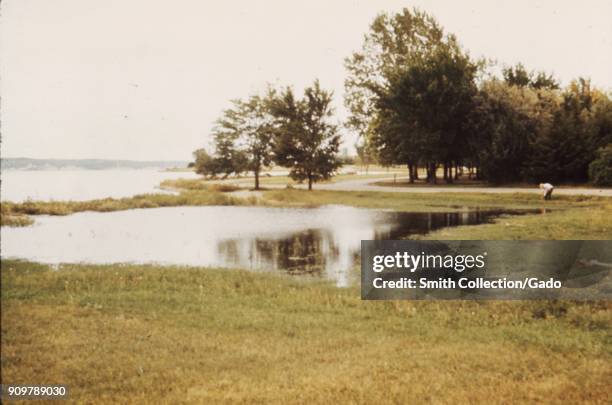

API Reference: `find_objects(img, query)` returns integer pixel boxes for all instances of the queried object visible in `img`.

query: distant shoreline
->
[1,157,189,171]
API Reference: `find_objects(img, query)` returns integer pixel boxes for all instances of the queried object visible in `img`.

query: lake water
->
[0,205,526,286]
[0,169,200,202]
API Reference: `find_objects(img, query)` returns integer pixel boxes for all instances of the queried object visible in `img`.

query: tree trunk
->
[428,162,437,184]
[413,165,419,180]
[308,173,313,190]
[445,162,453,184]
[408,163,414,183]
[254,169,260,190]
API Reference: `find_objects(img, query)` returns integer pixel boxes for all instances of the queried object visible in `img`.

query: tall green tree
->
[344,8,446,178]
[381,43,479,183]
[345,8,479,183]
[523,78,611,183]
[589,144,612,186]
[206,93,276,189]
[469,82,538,183]
[271,80,341,190]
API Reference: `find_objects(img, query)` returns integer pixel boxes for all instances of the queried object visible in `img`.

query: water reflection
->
[1,206,532,286]
[213,209,520,285]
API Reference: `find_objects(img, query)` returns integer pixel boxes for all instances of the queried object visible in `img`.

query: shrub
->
[589,145,612,186]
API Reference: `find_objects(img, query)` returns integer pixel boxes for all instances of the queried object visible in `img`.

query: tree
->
[589,145,612,186]
[345,8,479,183]
[271,80,342,190]
[470,79,559,183]
[354,137,378,173]
[204,92,276,188]
[369,94,424,181]
[208,123,248,179]
[382,43,479,183]
[470,85,535,183]
[502,63,531,88]
[192,148,219,177]
[503,63,559,90]
[522,78,609,183]
[531,71,560,90]
[221,94,275,189]
[344,8,447,179]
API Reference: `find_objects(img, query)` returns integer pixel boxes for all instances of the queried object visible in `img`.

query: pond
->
[0,169,200,202]
[0,205,536,286]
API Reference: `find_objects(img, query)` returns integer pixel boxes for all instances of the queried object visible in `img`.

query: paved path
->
[217,175,612,197]
[300,177,612,197]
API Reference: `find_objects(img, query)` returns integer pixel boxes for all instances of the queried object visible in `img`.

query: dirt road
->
[302,177,612,197]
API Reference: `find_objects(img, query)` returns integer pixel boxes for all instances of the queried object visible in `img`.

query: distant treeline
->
[196,8,612,187]
[1,158,189,171]
[345,8,612,185]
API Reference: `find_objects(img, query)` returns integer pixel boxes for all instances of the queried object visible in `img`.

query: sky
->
[1,0,611,161]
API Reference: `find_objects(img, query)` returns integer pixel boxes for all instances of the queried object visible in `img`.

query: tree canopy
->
[271,80,342,190]
[194,92,275,189]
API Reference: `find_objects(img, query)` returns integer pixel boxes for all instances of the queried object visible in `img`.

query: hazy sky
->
[1,0,611,161]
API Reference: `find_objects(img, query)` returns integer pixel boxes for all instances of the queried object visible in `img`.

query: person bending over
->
[539,183,554,200]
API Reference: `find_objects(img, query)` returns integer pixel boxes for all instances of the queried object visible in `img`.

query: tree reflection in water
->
[216,209,529,286]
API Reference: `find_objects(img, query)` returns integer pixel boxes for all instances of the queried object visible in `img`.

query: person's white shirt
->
[541,183,554,192]
[539,183,554,197]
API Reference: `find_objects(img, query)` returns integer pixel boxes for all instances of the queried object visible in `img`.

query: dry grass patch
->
[0,190,242,227]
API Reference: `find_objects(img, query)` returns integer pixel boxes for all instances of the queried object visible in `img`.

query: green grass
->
[0,188,247,226]
[2,259,610,404]
[422,202,612,240]
[160,178,242,192]
[196,168,408,188]
[261,188,605,209]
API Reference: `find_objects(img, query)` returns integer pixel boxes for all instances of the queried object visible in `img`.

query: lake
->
[0,169,200,202]
[0,205,527,286]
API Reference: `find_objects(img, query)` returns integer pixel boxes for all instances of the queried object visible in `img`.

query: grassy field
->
[163,170,407,189]
[2,260,610,404]
[261,188,601,209]
[2,179,611,403]
[423,202,612,240]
